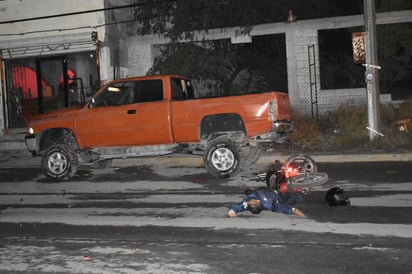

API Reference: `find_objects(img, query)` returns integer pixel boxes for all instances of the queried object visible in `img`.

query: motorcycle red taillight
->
[285,165,300,178]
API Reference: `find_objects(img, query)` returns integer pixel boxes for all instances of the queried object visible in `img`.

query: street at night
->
[0,159,411,273]
[1,1,412,273]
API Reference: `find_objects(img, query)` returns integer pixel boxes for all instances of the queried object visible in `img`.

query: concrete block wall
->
[124,37,161,77]
[287,28,321,114]
[294,29,320,101]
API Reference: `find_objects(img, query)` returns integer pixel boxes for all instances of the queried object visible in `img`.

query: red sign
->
[352,32,365,64]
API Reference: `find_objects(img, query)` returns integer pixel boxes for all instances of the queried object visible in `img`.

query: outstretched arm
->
[227,201,248,217]
[292,208,305,217]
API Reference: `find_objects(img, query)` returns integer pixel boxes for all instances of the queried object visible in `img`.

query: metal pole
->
[0,51,8,132]
[35,59,44,114]
[363,0,381,140]
[62,57,69,107]
[92,31,101,88]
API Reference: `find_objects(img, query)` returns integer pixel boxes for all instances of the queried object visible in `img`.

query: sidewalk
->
[1,128,412,168]
[0,128,34,165]
[0,128,28,151]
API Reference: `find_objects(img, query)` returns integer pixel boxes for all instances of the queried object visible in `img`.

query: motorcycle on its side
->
[256,154,328,194]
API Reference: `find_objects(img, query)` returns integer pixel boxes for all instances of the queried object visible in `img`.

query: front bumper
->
[25,134,39,155]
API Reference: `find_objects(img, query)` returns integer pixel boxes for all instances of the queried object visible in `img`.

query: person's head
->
[247,198,262,214]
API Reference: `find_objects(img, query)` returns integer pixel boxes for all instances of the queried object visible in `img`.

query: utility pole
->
[363,0,381,140]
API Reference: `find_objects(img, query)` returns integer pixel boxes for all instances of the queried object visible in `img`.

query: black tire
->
[284,154,317,174]
[42,144,79,181]
[267,173,277,189]
[204,136,241,178]
[288,172,329,189]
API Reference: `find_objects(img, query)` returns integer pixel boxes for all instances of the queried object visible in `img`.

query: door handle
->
[127,109,137,114]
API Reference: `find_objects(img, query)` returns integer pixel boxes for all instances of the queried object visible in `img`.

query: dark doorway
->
[5,51,98,128]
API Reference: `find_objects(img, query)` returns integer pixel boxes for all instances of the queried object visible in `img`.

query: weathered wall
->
[0,0,106,57]
[122,10,412,114]
[0,0,104,32]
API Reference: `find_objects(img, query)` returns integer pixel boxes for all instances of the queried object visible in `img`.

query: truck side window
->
[115,82,135,105]
[185,80,195,98]
[136,79,163,103]
[92,79,163,107]
[171,78,185,100]
[93,82,135,107]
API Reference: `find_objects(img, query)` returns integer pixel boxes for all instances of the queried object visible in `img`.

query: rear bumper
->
[252,121,293,144]
[269,120,293,143]
[272,120,294,133]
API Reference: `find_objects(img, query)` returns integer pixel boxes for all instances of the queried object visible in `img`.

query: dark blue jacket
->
[228,187,303,215]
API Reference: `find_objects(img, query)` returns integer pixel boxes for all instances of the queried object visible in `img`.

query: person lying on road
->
[227,187,305,218]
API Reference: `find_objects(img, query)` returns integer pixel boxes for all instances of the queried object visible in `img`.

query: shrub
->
[289,101,412,152]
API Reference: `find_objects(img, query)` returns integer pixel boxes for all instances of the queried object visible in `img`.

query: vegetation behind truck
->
[25,75,292,181]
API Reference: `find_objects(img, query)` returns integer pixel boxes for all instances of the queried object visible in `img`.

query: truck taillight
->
[268,99,278,121]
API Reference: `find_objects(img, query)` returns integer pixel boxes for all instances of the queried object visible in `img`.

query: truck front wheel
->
[42,144,79,181]
[204,136,241,178]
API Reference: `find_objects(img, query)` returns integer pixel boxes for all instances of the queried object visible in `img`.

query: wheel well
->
[200,113,246,140]
[39,128,77,152]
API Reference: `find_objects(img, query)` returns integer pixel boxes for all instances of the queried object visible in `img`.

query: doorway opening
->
[5,51,99,128]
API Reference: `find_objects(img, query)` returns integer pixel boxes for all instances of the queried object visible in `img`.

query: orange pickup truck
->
[25,74,292,181]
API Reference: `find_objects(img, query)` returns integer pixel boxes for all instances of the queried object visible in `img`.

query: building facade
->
[1,1,411,136]
[117,9,411,116]
[0,0,112,134]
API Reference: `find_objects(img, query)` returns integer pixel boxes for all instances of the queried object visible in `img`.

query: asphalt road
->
[0,161,411,273]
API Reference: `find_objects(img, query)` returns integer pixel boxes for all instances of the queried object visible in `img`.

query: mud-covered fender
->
[200,113,246,140]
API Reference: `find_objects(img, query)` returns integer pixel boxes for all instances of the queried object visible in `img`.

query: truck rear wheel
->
[204,136,240,178]
[42,144,79,181]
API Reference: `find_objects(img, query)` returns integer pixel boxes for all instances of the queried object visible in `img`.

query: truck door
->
[76,80,141,147]
[76,78,173,147]
[135,79,173,145]
[169,77,199,142]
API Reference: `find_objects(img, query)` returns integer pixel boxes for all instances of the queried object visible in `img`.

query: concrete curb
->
[0,140,26,151]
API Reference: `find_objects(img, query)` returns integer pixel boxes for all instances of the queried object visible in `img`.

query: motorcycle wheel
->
[284,154,317,174]
[288,172,328,189]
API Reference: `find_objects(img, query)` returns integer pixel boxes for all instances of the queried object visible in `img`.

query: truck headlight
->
[28,127,34,135]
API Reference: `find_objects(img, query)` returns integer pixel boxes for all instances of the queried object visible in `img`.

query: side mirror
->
[88,97,95,108]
